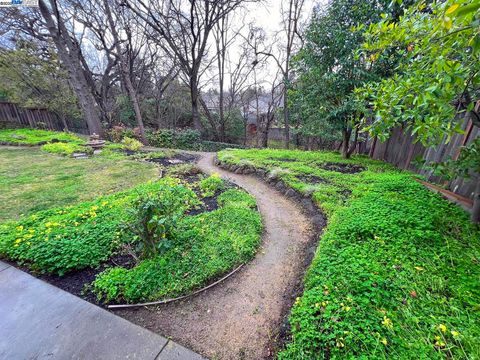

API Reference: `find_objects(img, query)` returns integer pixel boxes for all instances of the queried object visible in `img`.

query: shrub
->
[146,129,201,150]
[166,164,201,177]
[121,137,143,151]
[41,142,85,156]
[199,173,225,197]
[200,140,245,152]
[106,126,140,142]
[124,185,199,259]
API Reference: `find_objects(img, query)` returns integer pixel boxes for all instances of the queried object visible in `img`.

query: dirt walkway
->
[115,153,316,359]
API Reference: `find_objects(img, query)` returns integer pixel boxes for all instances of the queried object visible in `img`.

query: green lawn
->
[218,148,480,360]
[0,147,158,221]
[0,128,84,145]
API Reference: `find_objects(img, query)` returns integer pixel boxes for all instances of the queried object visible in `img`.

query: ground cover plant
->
[218,148,480,359]
[0,147,158,221]
[0,147,262,303]
[0,128,83,145]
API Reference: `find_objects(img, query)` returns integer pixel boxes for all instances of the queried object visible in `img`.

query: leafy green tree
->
[357,0,480,221]
[0,41,80,129]
[290,0,392,158]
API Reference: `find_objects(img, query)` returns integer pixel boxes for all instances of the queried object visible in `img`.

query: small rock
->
[72,153,88,159]
[285,189,296,197]
[93,150,102,155]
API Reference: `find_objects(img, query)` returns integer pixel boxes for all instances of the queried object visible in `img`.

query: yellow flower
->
[14,239,22,244]
[381,338,388,346]
[91,205,99,211]
[414,266,425,271]
[101,201,108,206]
[438,324,447,333]
[336,338,345,348]
[451,330,460,337]
[382,316,393,328]
[16,225,24,232]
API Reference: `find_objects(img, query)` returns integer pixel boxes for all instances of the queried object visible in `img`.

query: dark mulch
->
[320,162,365,174]
[147,153,199,166]
[3,253,135,305]
[296,175,330,185]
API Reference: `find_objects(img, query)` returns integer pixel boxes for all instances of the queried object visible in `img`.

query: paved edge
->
[0,260,207,360]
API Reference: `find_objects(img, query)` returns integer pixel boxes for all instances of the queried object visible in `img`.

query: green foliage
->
[0,179,190,275]
[0,41,80,122]
[124,184,199,259]
[217,189,257,209]
[290,0,391,141]
[146,129,201,150]
[121,137,143,151]
[199,173,225,197]
[357,0,480,146]
[219,148,480,359]
[41,142,84,156]
[145,129,244,151]
[92,190,262,303]
[0,128,83,145]
[165,163,201,177]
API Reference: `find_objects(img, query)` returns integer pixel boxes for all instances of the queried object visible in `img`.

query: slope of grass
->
[0,147,158,221]
[0,128,83,145]
[218,148,480,359]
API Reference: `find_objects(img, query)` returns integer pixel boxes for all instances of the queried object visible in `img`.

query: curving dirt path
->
[114,153,316,359]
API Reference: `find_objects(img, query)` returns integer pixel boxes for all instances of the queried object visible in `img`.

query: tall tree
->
[38,0,103,135]
[124,0,250,131]
[291,0,390,158]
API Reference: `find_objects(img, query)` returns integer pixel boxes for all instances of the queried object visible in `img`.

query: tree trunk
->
[472,178,480,223]
[190,80,202,131]
[347,126,359,157]
[39,0,103,136]
[341,128,352,159]
[103,0,146,144]
[283,80,290,149]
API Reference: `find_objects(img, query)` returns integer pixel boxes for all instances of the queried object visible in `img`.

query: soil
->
[2,254,136,304]
[320,161,365,174]
[296,174,330,184]
[114,153,320,360]
[147,153,199,166]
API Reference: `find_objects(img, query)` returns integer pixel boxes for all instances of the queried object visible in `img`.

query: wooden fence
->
[0,101,88,134]
[364,104,479,201]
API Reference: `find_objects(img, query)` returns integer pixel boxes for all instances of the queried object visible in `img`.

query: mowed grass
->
[0,147,158,221]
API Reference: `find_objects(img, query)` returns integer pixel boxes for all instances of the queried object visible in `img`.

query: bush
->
[106,126,140,143]
[41,142,85,156]
[146,129,245,151]
[124,186,199,259]
[146,129,201,150]
[199,173,225,197]
[121,137,143,151]
[166,164,201,177]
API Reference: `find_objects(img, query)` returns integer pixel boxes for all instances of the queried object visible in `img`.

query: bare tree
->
[254,0,306,148]
[36,0,103,135]
[123,0,252,131]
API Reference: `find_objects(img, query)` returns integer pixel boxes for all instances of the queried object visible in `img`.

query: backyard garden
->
[0,127,479,359]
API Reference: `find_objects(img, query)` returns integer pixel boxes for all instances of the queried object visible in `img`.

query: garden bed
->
[217,148,480,359]
[0,152,261,307]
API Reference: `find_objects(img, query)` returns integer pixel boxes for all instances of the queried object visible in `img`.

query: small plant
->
[199,173,225,197]
[166,164,201,177]
[41,142,84,156]
[121,136,143,152]
[124,183,198,259]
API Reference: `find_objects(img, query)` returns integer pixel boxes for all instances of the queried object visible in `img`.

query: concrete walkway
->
[0,261,205,360]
